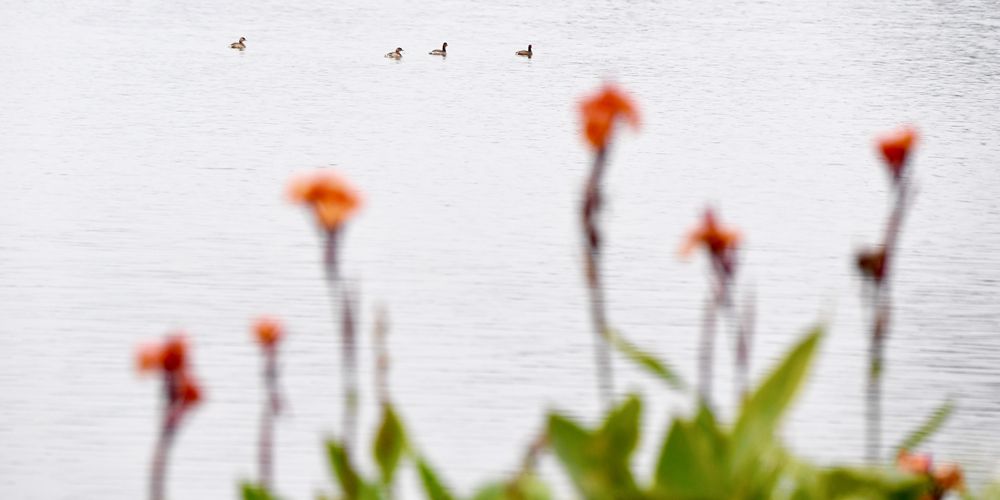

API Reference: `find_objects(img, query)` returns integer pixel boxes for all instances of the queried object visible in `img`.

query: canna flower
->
[932,463,965,492]
[176,372,203,408]
[680,208,741,261]
[580,84,640,150]
[877,126,918,181]
[288,170,362,231]
[135,333,188,374]
[897,449,933,475]
[254,316,284,348]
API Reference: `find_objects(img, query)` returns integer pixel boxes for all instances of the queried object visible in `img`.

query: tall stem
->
[259,350,278,490]
[698,293,717,404]
[582,147,613,408]
[323,229,358,452]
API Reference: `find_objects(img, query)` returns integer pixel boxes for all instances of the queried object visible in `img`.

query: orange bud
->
[254,316,284,348]
[288,170,362,231]
[580,84,639,150]
[177,372,203,408]
[877,126,917,180]
[680,209,741,259]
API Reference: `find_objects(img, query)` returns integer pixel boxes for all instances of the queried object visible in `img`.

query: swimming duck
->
[516,44,532,58]
[230,37,246,50]
[384,47,403,59]
[429,42,448,56]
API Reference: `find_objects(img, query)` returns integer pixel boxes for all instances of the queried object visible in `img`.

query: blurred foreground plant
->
[136,333,203,500]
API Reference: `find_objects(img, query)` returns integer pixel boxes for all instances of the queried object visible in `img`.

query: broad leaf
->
[416,457,455,500]
[241,481,278,500]
[653,405,728,498]
[731,327,823,473]
[896,399,954,455]
[373,404,407,485]
[470,474,553,500]
[608,330,685,391]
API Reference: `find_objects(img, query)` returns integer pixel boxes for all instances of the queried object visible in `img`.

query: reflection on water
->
[1,0,999,497]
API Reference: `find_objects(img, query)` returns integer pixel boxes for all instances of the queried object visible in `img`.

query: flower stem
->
[582,147,614,408]
[259,349,279,490]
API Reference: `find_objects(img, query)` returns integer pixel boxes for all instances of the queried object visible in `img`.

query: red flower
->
[877,126,918,180]
[254,316,284,348]
[288,170,362,231]
[897,449,932,475]
[176,372,203,408]
[580,84,640,151]
[680,209,741,257]
[135,333,188,374]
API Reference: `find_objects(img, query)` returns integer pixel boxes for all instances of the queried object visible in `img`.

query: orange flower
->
[580,84,639,150]
[136,343,164,374]
[932,463,964,492]
[161,334,188,373]
[897,449,933,475]
[288,170,362,231]
[680,209,741,259]
[254,316,284,348]
[177,372,203,408]
[877,126,918,180]
[855,247,886,283]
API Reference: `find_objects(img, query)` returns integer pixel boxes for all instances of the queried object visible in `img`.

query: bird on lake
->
[516,44,532,58]
[230,37,246,50]
[385,47,404,59]
[429,42,448,56]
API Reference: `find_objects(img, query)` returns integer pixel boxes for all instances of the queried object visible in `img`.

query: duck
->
[516,44,532,58]
[429,42,448,56]
[384,47,403,59]
[230,37,246,50]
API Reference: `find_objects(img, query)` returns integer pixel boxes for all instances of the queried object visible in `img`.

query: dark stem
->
[259,349,279,490]
[698,293,717,405]
[150,402,182,500]
[865,177,911,463]
[374,306,390,406]
[340,284,359,453]
[582,147,614,408]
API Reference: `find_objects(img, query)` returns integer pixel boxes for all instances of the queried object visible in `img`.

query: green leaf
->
[608,330,685,391]
[653,405,728,498]
[896,399,954,455]
[470,474,553,500]
[373,404,408,485]
[731,327,823,473]
[241,481,278,500]
[327,440,361,499]
[820,466,930,499]
[547,395,642,499]
[416,457,455,500]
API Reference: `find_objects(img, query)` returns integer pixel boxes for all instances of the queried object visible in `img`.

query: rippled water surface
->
[2,0,999,497]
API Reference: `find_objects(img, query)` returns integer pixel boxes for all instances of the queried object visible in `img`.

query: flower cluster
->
[288,170,362,231]
[137,333,203,418]
[579,84,640,151]
[897,449,965,498]
[680,208,741,278]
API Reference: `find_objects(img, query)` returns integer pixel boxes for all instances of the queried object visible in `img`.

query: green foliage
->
[373,404,407,486]
[547,394,643,499]
[416,457,456,500]
[241,481,279,500]
[470,474,553,500]
[896,399,954,455]
[607,330,685,391]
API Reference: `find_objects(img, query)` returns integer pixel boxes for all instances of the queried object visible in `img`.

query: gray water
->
[2,0,999,497]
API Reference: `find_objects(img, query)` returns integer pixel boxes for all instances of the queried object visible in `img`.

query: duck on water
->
[516,44,532,58]
[429,42,448,56]
[230,37,246,50]
[385,47,404,59]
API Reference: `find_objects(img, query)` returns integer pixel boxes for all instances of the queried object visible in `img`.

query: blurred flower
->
[580,84,639,150]
[877,126,917,180]
[135,333,188,374]
[177,372,203,408]
[680,209,741,275]
[897,449,933,475]
[855,247,886,284]
[254,316,284,348]
[933,463,965,492]
[288,170,362,231]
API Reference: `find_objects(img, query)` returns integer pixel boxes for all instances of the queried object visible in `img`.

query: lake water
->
[1,0,999,497]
